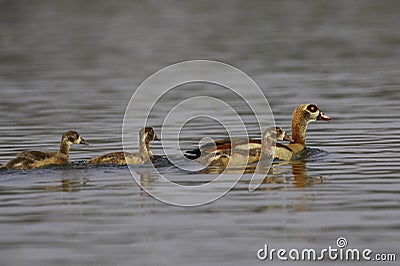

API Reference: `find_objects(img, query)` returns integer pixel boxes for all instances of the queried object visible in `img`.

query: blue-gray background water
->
[1,0,399,265]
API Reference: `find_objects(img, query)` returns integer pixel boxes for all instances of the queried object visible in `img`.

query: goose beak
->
[283,132,293,142]
[317,112,331,121]
[80,138,89,145]
[153,134,161,141]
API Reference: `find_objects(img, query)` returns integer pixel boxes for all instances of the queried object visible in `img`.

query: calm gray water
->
[1,0,400,265]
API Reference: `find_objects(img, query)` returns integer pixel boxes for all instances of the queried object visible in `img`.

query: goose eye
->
[307,104,317,112]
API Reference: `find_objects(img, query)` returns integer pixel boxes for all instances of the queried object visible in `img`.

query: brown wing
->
[185,138,261,160]
[88,152,128,165]
[276,143,294,152]
[184,138,233,159]
[1,150,62,170]
[1,156,35,169]
[18,150,55,161]
[248,139,262,144]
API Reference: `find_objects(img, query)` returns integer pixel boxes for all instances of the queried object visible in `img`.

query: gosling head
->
[139,127,160,144]
[263,126,292,143]
[62,130,89,146]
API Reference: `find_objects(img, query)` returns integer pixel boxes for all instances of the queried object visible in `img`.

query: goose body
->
[1,131,88,170]
[88,127,159,165]
[185,126,291,167]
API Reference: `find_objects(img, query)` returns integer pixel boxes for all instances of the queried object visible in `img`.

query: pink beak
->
[317,112,331,121]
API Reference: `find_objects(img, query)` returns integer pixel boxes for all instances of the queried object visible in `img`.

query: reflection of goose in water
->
[255,161,323,190]
[196,160,323,190]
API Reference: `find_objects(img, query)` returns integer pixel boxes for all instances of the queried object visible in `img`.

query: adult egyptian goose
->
[185,126,291,167]
[1,130,88,170]
[88,127,159,165]
[275,103,330,160]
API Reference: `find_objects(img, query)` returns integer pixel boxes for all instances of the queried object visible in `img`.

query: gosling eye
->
[307,104,318,113]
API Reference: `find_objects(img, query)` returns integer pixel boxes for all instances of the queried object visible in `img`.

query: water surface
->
[0,1,399,265]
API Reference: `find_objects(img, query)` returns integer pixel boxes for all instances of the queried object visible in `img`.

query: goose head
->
[291,103,330,145]
[295,103,331,124]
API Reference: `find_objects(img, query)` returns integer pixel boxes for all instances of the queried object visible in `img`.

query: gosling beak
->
[80,138,89,146]
[317,111,331,121]
[153,134,161,141]
[283,132,293,142]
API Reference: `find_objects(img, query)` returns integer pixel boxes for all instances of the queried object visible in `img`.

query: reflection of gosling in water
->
[185,126,291,167]
[88,127,160,165]
[1,131,88,170]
